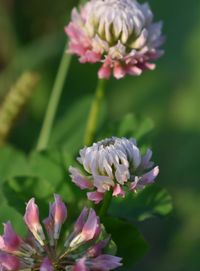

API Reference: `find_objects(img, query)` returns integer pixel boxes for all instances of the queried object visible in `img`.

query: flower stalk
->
[84,79,107,146]
[99,190,113,219]
[36,44,71,150]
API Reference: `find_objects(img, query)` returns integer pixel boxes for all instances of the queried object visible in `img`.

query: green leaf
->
[0,190,26,235]
[110,184,173,222]
[0,145,31,181]
[2,176,51,215]
[51,95,106,153]
[50,96,92,153]
[2,148,87,220]
[99,113,154,148]
[103,217,148,270]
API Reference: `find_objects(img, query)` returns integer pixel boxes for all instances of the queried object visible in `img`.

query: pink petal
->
[91,255,122,271]
[113,63,126,79]
[127,65,142,76]
[0,222,21,252]
[69,167,94,190]
[0,252,20,271]
[87,237,110,257]
[24,198,45,244]
[40,257,53,271]
[138,166,159,187]
[24,198,40,231]
[80,50,101,63]
[98,65,111,79]
[81,209,99,241]
[74,258,89,271]
[112,184,125,198]
[51,194,67,225]
[74,207,88,233]
[87,191,104,204]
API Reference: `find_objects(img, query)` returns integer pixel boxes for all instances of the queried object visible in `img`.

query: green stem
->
[36,44,71,150]
[83,79,107,146]
[99,191,112,219]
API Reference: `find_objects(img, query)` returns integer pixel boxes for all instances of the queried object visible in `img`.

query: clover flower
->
[0,194,122,270]
[69,137,159,203]
[65,0,164,79]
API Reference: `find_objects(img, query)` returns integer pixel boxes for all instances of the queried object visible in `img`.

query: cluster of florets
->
[69,137,159,203]
[0,195,122,270]
[65,0,164,79]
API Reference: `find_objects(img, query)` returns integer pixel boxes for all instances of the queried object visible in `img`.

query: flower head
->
[69,137,159,203]
[65,0,164,79]
[0,195,122,270]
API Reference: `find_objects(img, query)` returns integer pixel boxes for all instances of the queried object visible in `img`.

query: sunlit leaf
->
[110,184,173,222]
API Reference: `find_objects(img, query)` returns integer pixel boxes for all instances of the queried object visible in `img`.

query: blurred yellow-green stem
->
[36,44,71,150]
[0,72,39,146]
[83,79,107,146]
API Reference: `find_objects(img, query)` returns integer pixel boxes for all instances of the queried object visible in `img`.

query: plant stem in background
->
[0,72,39,146]
[99,191,112,219]
[36,45,71,150]
[83,79,107,146]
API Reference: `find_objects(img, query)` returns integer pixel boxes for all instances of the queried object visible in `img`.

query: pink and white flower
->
[69,137,159,203]
[0,195,122,270]
[65,0,164,79]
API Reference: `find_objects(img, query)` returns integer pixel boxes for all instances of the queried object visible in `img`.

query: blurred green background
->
[0,0,200,270]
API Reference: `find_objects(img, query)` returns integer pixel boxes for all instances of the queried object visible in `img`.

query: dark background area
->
[0,0,200,270]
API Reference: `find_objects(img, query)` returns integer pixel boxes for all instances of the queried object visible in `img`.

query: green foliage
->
[99,113,155,150]
[0,146,86,230]
[103,217,148,270]
[110,185,173,222]
[0,145,31,180]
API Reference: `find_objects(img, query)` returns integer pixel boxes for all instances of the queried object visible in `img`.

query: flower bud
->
[50,194,67,240]
[0,252,20,270]
[24,198,45,245]
[0,222,21,253]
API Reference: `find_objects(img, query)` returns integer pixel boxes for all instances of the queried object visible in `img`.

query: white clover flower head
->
[69,137,159,204]
[65,0,165,79]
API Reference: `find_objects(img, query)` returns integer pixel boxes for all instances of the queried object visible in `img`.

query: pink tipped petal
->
[0,222,21,252]
[51,195,67,224]
[91,255,122,271]
[74,258,89,271]
[144,62,156,70]
[69,167,94,190]
[113,63,126,79]
[87,237,110,257]
[80,51,101,63]
[24,198,45,245]
[40,257,53,271]
[138,166,159,187]
[81,209,99,242]
[43,215,54,246]
[127,65,142,76]
[74,207,88,233]
[0,252,20,271]
[98,65,111,79]
[87,192,104,204]
[50,195,67,240]
[24,198,40,229]
[112,184,125,198]
[140,149,153,169]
